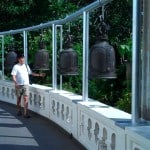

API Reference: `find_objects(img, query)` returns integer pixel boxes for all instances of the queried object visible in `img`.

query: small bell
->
[59,48,78,75]
[33,40,49,70]
[89,40,116,79]
[59,32,78,75]
[89,15,116,79]
[5,44,17,70]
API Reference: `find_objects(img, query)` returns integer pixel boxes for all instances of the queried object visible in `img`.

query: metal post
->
[59,25,63,90]
[141,0,150,121]
[132,0,141,125]
[1,35,4,80]
[102,6,105,19]
[23,31,28,64]
[52,24,57,90]
[82,11,89,101]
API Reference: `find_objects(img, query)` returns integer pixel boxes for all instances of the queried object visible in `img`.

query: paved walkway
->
[0,101,86,150]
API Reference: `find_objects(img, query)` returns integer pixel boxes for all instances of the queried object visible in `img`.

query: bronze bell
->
[59,48,78,75]
[89,40,116,79]
[59,32,78,75]
[89,15,116,79]
[33,40,49,70]
[5,44,17,70]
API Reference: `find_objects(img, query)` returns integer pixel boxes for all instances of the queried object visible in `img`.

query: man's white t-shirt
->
[11,63,32,85]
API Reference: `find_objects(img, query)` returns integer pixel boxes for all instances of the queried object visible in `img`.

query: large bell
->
[59,48,78,75]
[33,40,49,70]
[89,15,116,79]
[59,32,78,75]
[89,40,116,79]
[5,44,17,70]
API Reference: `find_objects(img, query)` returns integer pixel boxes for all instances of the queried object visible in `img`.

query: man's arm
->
[27,65,45,77]
[31,72,45,77]
[12,75,18,87]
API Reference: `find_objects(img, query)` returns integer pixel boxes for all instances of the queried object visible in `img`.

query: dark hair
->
[17,53,24,59]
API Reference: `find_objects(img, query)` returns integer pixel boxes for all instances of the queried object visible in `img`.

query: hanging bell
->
[89,40,116,79]
[59,48,78,75]
[89,15,116,79]
[59,32,78,75]
[33,40,49,70]
[5,44,17,70]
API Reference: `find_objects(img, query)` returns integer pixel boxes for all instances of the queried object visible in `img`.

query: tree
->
[0,0,132,112]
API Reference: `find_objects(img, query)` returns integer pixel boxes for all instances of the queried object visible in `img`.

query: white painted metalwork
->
[58,25,63,90]
[23,31,28,63]
[82,11,89,101]
[1,36,4,80]
[132,0,142,125]
[141,0,150,122]
[52,24,57,90]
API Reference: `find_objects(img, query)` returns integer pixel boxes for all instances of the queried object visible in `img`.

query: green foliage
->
[116,89,131,113]
[119,38,132,61]
[0,0,34,30]
[0,0,133,112]
[48,1,78,20]
[106,0,132,41]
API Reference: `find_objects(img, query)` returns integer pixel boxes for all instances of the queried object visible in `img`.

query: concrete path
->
[0,101,86,150]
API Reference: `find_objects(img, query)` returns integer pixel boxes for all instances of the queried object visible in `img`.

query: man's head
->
[17,54,24,65]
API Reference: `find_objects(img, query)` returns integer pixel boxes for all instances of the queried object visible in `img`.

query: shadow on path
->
[0,101,86,150]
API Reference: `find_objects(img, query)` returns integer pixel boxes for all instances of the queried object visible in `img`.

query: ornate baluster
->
[66,106,70,123]
[94,123,99,145]
[52,100,55,115]
[7,88,9,98]
[38,95,41,107]
[87,119,92,140]
[98,128,107,150]
[57,102,60,117]
[80,114,85,136]
[2,87,5,96]
[61,104,65,120]
[110,133,116,150]
[29,92,32,105]
[34,94,37,105]
[42,97,45,108]
[11,89,14,99]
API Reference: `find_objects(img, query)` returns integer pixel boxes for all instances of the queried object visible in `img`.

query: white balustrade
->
[49,90,82,138]
[0,80,16,104]
[0,80,149,150]
[28,84,52,118]
[126,126,150,150]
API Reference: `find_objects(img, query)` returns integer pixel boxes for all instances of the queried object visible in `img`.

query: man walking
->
[11,54,45,118]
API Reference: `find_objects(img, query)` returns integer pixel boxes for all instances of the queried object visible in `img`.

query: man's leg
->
[16,86,22,116]
[23,95,29,116]
[23,85,30,118]
[17,96,21,111]
[17,96,22,116]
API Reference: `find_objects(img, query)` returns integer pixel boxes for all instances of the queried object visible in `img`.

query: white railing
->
[0,80,149,150]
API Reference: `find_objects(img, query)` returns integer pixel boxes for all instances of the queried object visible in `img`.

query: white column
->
[82,11,89,101]
[23,30,28,64]
[141,0,150,121]
[132,0,142,125]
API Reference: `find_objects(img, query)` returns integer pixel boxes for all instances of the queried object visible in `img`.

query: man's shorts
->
[15,85,29,97]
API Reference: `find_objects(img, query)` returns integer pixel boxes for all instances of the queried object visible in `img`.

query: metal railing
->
[0,0,142,125]
[0,0,113,100]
